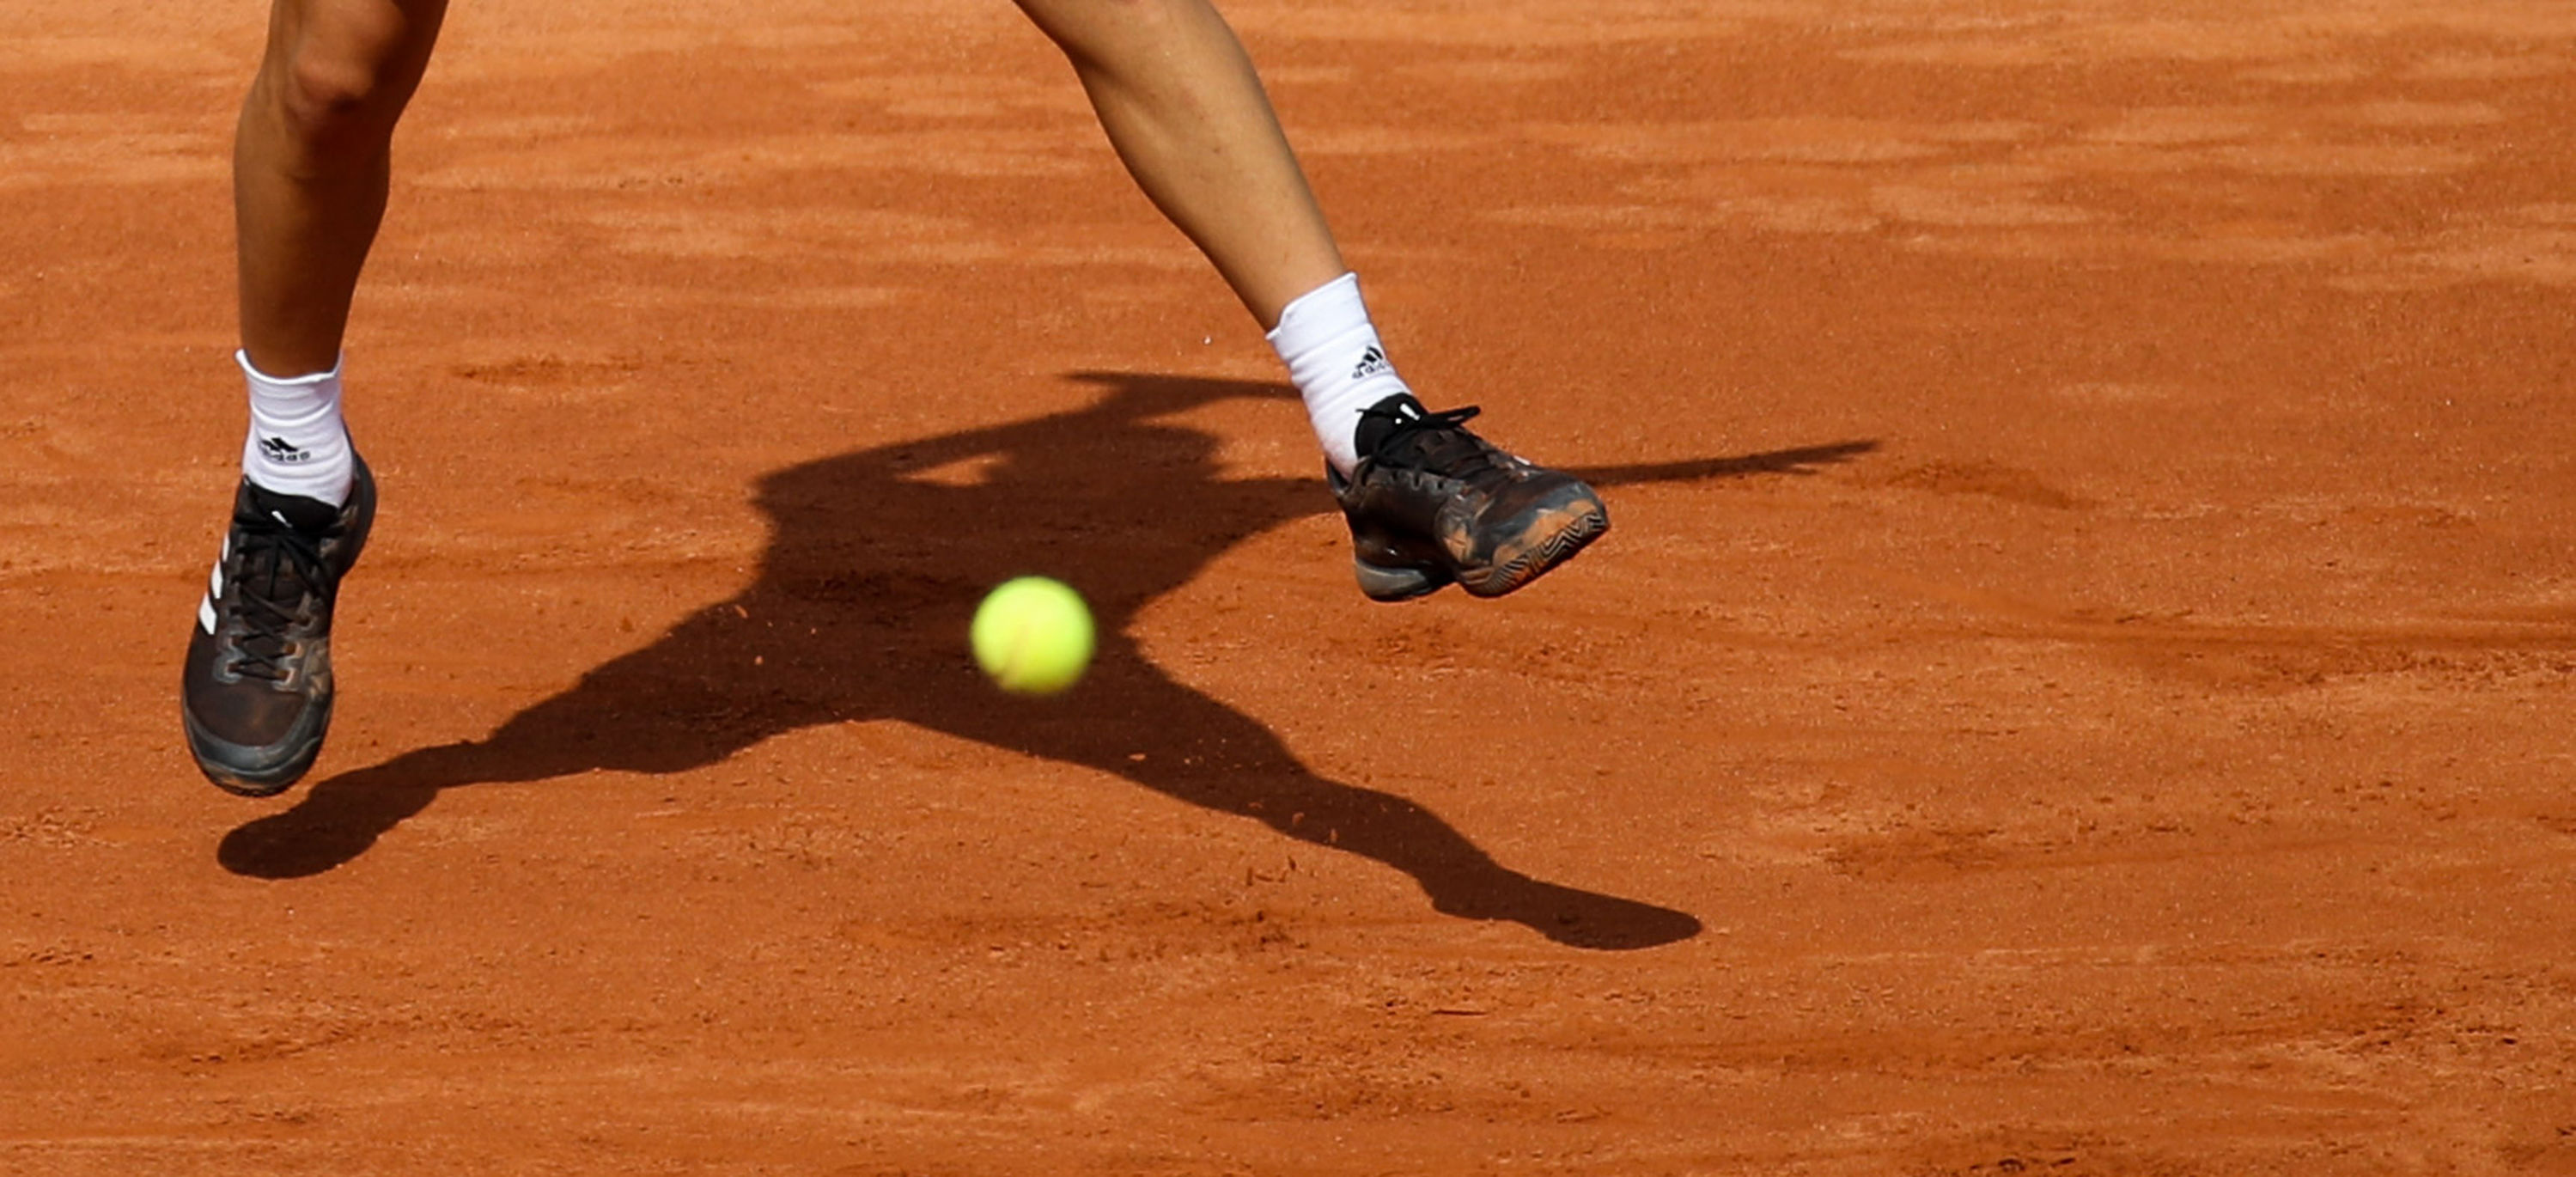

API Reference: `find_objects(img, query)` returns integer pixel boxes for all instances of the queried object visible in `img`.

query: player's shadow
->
[217,373,1875,950]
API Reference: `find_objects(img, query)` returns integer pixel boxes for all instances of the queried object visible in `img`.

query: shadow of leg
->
[218,601,825,880]
[924,651,1702,951]
[217,741,470,879]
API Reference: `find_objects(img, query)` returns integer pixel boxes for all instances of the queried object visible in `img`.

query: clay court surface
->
[9,0,2576,1172]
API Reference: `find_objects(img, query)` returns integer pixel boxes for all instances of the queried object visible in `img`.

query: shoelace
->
[224,513,327,682]
[1357,403,1508,486]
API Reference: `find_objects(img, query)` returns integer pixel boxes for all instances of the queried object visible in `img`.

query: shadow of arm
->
[1571,440,1879,489]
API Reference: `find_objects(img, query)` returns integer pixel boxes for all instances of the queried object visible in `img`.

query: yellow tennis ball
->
[971,576,1095,695]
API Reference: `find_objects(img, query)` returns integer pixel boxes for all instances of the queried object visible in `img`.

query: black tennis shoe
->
[180,457,375,796]
[1328,393,1608,601]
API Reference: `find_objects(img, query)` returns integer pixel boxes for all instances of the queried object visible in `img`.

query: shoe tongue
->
[242,480,339,533]
[1353,393,1429,459]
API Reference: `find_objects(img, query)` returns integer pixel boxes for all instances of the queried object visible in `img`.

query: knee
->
[271,54,387,144]
[253,11,432,155]
[1015,0,1194,57]
[1020,0,1178,15]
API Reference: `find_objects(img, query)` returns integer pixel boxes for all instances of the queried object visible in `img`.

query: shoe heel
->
[1355,558,1446,602]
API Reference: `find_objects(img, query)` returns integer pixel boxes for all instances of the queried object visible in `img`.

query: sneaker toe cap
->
[182,695,331,796]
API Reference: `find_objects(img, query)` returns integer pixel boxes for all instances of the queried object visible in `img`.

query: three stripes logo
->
[1350,345,1391,381]
[259,436,311,465]
[198,537,229,634]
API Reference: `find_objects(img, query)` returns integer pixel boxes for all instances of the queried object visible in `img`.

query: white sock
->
[238,351,355,508]
[1268,271,1415,477]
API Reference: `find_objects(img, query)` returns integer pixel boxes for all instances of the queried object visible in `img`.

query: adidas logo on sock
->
[1351,345,1391,381]
[259,436,311,464]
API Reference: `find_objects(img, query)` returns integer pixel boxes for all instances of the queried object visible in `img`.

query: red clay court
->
[5,1,2575,1172]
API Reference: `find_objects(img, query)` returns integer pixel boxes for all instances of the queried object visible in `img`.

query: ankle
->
[237,350,356,507]
[1268,272,1414,476]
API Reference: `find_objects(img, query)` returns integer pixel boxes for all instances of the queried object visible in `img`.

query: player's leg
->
[1014,0,1608,600]
[184,0,446,796]
[239,0,447,381]
[1012,0,1338,329]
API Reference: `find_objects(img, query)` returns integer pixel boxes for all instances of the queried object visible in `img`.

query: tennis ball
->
[971,576,1094,695]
